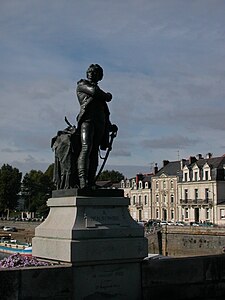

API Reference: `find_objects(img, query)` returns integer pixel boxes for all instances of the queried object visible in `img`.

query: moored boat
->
[0,236,32,256]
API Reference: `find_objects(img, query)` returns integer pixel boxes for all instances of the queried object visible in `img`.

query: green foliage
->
[21,169,55,217]
[0,164,22,212]
[44,163,54,180]
[97,169,124,183]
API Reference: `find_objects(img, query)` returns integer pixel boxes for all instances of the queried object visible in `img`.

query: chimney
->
[154,163,158,174]
[136,173,143,185]
[196,153,203,160]
[189,156,197,164]
[206,152,212,159]
[163,160,169,167]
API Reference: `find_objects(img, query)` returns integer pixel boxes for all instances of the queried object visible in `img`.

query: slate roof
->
[154,155,225,181]
[188,156,225,169]
[155,161,182,177]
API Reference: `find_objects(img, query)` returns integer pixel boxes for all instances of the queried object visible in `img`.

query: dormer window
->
[145,182,149,189]
[126,180,130,188]
[183,166,190,181]
[139,181,143,189]
[194,171,198,181]
[156,180,159,189]
[203,163,211,180]
[192,164,200,181]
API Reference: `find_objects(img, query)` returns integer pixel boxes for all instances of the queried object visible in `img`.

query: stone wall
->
[147,226,225,257]
[142,254,225,300]
[0,264,72,300]
[1,254,225,300]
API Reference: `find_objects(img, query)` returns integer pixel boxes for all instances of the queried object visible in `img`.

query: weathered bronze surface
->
[52,64,117,190]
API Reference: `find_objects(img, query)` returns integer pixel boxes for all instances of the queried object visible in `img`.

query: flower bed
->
[0,253,51,268]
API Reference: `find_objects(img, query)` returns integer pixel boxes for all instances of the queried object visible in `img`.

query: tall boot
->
[78,168,88,189]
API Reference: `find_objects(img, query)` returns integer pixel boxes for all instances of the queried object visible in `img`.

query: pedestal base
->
[32,194,148,264]
[32,191,147,299]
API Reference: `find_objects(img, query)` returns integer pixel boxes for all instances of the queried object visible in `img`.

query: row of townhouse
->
[120,153,225,226]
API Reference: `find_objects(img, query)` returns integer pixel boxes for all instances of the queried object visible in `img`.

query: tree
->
[97,169,124,183]
[44,163,54,180]
[21,169,55,218]
[0,164,22,218]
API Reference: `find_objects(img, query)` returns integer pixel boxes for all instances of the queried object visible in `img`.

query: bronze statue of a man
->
[76,64,117,189]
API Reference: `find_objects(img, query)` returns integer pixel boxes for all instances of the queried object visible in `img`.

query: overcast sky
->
[1,0,225,178]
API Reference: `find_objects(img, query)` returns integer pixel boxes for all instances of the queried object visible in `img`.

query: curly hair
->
[86,64,103,81]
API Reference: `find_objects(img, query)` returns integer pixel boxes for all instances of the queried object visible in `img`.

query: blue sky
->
[1,0,225,178]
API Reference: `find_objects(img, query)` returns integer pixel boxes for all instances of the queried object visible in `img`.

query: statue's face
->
[86,66,102,83]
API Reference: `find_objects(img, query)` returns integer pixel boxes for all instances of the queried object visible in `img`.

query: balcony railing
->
[135,203,143,209]
[180,198,213,205]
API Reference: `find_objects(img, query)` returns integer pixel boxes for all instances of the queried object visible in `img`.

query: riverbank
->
[0,220,40,244]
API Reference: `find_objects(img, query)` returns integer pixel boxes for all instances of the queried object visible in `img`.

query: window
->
[156,209,159,219]
[163,180,166,189]
[184,172,188,181]
[185,208,189,219]
[144,195,148,205]
[171,210,174,220]
[203,164,211,180]
[156,181,159,189]
[138,195,141,205]
[145,182,149,189]
[170,180,174,189]
[164,194,166,203]
[194,171,198,181]
[132,196,136,205]
[205,208,210,220]
[184,189,188,201]
[195,189,198,200]
[205,188,209,201]
[139,181,143,189]
[220,209,225,219]
[170,194,174,204]
[156,194,159,204]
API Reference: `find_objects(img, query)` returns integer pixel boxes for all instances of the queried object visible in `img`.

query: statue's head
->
[86,64,103,83]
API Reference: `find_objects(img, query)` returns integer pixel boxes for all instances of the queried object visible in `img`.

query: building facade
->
[151,160,181,222]
[121,174,153,221]
[120,154,225,226]
[179,154,225,225]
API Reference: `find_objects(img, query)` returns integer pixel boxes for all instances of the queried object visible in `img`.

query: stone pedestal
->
[32,189,148,299]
